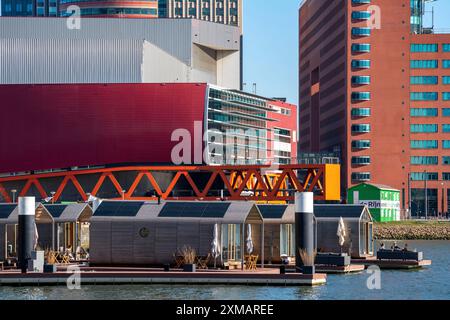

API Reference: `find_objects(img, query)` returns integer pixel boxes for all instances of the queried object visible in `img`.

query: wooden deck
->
[352,258,432,269]
[0,268,327,287]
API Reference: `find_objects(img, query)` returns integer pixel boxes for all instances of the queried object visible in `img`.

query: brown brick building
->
[299,0,450,218]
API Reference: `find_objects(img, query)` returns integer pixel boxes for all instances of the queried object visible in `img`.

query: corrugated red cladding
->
[0,83,207,173]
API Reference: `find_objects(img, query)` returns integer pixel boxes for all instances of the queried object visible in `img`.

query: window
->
[352,124,371,133]
[352,76,371,85]
[352,156,371,165]
[352,172,371,181]
[410,60,438,69]
[410,172,438,181]
[444,77,450,85]
[4,4,12,12]
[352,140,371,149]
[351,108,371,117]
[352,11,371,20]
[443,92,450,101]
[443,157,450,165]
[411,44,438,52]
[351,60,371,69]
[443,141,450,149]
[351,43,371,53]
[352,0,371,3]
[352,27,371,36]
[443,125,450,133]
[411,156,438,165]
[443,109,450,117]
[410,124,438,133]
[443,44,450,52]
[410,140,438,149]
[443,173,450,181]
[443,60,450,69]
[410,76,438,85]
[351,92,371,101]
[410,108,438,117]
[410,92,438,101]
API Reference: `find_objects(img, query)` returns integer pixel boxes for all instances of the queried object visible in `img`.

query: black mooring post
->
[295,192,314,273]
[18,197,36,274]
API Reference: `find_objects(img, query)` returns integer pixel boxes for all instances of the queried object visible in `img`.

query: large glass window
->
[410,76,438,85]
[443,109,450,117]
[351,172,371,181]
[410,108,438,117]
[444,44,450,52]
[410,92,438,101]
[411,189,438,218]
[351,92,371,101]
[410,60,438,69]
[411,44,438,52]
[351,108,371,117]
[443,77,450,85]
[411,172,438,181]
[410,124,438,133]
[351,43,371,53]
[352,11,371,20]
[411,156,438,165]
[444,141,450,149]
[351,60,371,69]
[352,156,371,165]
[443,60,450,69]
[410,140,438,149]
[443,92,450,101]
[352,124,371,133]
[280,224,295,257]
[221,224,242,262]
[352,140,371,149]
[443,157,450,165]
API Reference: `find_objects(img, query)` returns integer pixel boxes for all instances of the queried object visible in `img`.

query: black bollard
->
[295,192,315,273]
[18,197,36,274]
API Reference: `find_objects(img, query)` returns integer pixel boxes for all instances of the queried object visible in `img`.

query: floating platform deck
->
[315,264,366,274]
[0,268,327,287]
[351,258,432,270]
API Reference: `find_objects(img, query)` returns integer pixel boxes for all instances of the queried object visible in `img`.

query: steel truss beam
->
[0,164,340,203]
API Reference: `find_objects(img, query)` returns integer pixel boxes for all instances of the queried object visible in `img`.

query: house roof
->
[0,202,53,224]
[350,183,399,192]
[92,201,263,224]
[44,203,93,223]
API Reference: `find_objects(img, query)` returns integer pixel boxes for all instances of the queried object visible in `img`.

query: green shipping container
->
[347,183,401,222]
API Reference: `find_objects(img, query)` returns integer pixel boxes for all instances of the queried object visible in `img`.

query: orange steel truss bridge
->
[0,164,341,203]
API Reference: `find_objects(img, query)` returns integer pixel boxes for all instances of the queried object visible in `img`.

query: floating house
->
[89,201,374,266]
[43,204,93,251]
[257,204,374,259]
[89,201,265,267]
[0,203,53,261]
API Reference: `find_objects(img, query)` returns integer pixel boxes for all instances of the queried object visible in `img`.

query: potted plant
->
[181,246,197,272]
[299,249,317,275]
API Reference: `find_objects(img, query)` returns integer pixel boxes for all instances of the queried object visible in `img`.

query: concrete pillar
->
[295,192,314,272]
[18,197,35,273]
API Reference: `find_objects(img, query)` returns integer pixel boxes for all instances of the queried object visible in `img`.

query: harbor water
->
[0,241,449,300]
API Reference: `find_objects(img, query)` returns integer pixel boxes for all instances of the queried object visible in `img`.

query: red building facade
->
[299,0,450,217]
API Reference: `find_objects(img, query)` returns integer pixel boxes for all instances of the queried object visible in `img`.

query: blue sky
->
[243,0,450,106]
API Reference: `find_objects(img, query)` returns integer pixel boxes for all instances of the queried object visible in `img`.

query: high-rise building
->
[299,0,450,218]
[158,0,242,28]
[58,0,158,18]
[1,0,58,16]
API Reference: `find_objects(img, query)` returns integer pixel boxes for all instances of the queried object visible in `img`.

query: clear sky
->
[243,0,450,106]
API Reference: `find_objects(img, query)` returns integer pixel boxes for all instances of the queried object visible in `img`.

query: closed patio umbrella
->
[211,223,220,268]
[246,224,254,254]
[337,217,346,252]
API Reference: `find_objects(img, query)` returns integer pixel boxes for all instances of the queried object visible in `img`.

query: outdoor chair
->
[196,254,211,270]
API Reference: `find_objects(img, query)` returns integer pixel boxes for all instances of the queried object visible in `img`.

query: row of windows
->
[411,172,450,181]
[411,140,450,149]
[411,76,450,85]
[409,108,450,117]
[411,124,450,133]
[411,43,450,53]
[61,7,158,16]
[351,27,371,37]
[410,60,450,69]
[410,92,450,101]
[411,156,450,165]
